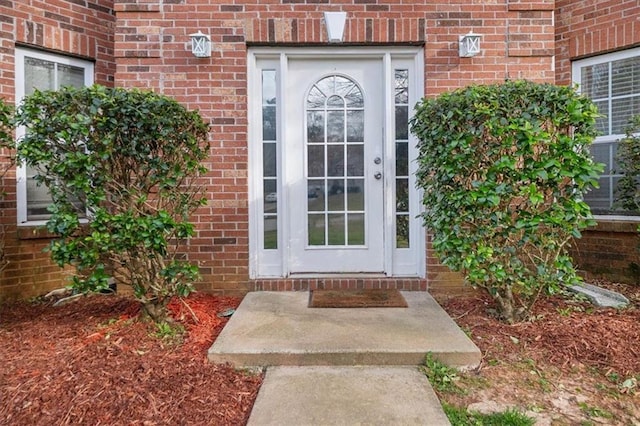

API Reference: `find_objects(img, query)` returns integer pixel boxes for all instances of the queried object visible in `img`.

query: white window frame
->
[15,48,94,226]
[247,47,425,279]
[572,46,640,218]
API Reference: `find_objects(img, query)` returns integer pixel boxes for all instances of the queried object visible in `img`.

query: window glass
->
[305,75,365,246]
[394,69,410,247]
[575,49,640,214]
[19,51,91,223]
[262,69,278,248]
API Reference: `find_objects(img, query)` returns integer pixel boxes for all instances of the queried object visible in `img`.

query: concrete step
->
[247,366,451,426]
[208,291,480,368]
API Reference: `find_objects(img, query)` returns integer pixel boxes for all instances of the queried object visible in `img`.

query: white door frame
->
[248,47,425,279]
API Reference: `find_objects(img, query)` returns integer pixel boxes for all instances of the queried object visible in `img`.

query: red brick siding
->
[0,0,115,301]
[555,0,640,85]
[7,0,636,298]
[110,0,554,295]
[570,221,640,285]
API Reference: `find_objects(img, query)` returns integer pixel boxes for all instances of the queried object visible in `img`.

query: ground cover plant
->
[14,85,209,321]
[411,80,603,323]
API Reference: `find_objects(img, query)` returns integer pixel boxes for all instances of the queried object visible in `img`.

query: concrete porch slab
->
[246,366,451,426]
[208,291,480,368]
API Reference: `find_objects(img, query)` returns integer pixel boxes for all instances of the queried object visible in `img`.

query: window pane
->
[25,57,55,94]
[58,64,85,88]
[584,177,611,211]
[590,143,612,174]
[327,145,344,177]
[328,182,345,211]
[307,111,325,143]
[328,213,345,245]
[612,56,640,97]
[396,179,409,213]
[346,145,364,176]
[307,86,326,109]
[347,213,364,245]
[26,166,53,221]
[396,215,409,248]
[395,70,409,104]
[308,213,325,245]
[396,142,409,176]
[262,106,277,141]
[263,180,277,212]
[395,105,409,140]
[611,96,640,135]
[327,95,343,108]
[263,142,277,177]
[593,100,609,135]
[346,110,364,142]
[328,179,344,195]
[264,217,277,249]
[327,111,345,142]
[581,63,609,99]
[308,145,325,177]
[308,179,323,212]
[347,179,364,211]
[262,70,276,104]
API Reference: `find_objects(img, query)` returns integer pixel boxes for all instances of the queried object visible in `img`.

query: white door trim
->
[248,47,425,279]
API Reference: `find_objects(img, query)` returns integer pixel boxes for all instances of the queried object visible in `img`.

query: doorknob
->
[373,157,382,165]
[374,172,382,180]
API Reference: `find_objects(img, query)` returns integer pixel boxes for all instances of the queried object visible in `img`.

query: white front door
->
[249,48,425,279]
[286,59,384,273]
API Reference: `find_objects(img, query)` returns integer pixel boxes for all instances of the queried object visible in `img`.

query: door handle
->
[374,172,382,180]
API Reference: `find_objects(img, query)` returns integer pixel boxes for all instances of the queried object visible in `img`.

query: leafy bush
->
[15,85,209,321]
[421,353,462,394]
[410,80,602,323]
[614,115,640,212]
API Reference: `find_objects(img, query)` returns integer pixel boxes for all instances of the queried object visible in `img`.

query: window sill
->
[590,216,640,233]
[17,224,89,240]
[16,226,58,240]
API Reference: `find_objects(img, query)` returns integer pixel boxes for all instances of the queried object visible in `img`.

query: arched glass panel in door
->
[306,75,365,246]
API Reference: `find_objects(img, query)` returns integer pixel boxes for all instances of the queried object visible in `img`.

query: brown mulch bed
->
[434,282,640,424]
[0,293,263,425]
[439,284,640,377]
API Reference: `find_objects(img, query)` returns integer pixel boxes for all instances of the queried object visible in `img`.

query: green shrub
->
[421,353,462,394]
[614,115,640,213]
[15,85,209,321]
[410,80,602,323]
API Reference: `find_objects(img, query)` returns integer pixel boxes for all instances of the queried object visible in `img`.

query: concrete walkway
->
[247,366,451,426]
[209,291,480,425]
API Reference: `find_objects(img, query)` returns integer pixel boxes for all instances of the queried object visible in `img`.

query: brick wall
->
[0,0,115,301]
[556,0,640,284]
[110,0,555,295]
[15,0,640,299]
[570,221,640,285]
[555,0,640,85]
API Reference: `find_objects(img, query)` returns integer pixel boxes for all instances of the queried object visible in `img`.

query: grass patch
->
[443,403,535,426]
[421,353,463,394]
[151,321,185,344]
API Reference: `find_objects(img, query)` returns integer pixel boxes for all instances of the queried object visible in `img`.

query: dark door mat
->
[308,289,408,308]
